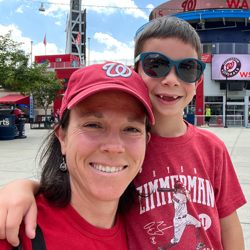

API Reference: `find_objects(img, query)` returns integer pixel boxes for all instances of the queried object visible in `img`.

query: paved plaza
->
[0,124,249,248]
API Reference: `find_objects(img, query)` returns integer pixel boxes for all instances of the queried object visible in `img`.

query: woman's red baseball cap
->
[60,62,155,124]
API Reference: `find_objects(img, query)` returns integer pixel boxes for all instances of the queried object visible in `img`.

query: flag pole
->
[75,32,81,64]
[43,34,47,55]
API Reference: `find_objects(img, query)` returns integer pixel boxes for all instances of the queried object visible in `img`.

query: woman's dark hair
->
[38,109,71,207]
[38,107,151,214]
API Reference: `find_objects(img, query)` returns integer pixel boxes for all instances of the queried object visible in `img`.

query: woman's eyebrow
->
[80,111,145,124]
[81,112,104,118]
[127,117,145,125]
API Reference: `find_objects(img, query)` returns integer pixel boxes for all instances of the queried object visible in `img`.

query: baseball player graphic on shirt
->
[157,181,206,250]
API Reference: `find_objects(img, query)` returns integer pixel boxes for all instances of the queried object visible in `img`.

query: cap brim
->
[67,83,155,124]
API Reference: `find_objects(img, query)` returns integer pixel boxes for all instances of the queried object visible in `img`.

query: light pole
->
[30,41,34,123]
[88,37,90,66]
[30,41,33,65]
[224,70,228,128]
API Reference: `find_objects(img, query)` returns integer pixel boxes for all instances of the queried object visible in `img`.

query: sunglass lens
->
[179,60,202,82]
[143,54,170,77]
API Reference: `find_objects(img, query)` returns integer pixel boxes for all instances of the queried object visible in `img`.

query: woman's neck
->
[70,188,119,229]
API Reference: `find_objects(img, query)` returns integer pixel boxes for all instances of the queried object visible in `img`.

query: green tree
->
[31,64,63,118]
[0,31,63,118]
[0,31,29,90]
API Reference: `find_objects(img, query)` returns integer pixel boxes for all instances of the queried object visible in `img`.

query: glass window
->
[204,96,223,125]
[204,103,223,125]
[235,43,248,54]
[202,43,212,53]
[205,96,223,102]
[206,104,223,116]
[226,105,244,126]
[219,43,233,54]
[227,97,244,102]
[211,43,250,55]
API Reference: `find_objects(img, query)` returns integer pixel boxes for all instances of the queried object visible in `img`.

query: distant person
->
[50,109,55,122]
[205,104,211,127]
[56,109,60,122]
[247,109,250,128]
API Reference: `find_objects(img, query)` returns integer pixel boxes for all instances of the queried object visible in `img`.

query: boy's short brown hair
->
[134,16,202,71]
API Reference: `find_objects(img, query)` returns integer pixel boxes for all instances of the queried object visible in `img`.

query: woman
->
[0,62,154,249]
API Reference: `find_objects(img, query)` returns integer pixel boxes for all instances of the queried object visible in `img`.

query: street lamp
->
[39,3,45,12]
[224,70,228,128]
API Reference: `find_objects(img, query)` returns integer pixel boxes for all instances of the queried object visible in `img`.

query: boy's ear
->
[194,75,204,95]
[55,126,67,155]
[195,75,203,88]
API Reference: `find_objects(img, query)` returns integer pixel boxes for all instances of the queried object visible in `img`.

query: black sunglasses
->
[135,52,206,83]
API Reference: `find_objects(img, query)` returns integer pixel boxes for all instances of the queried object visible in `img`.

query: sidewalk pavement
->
[0,124,249,248]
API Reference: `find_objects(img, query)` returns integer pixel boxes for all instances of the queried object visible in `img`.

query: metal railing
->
[186,115,244,127]
[47,62,81,68]
[46,59,135,68]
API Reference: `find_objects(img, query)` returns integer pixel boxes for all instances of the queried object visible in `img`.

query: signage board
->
[150,0,250,20]
[211,54,250,80]
[30,95,34,119]
[202,54,211,63]
[0,117,12,127]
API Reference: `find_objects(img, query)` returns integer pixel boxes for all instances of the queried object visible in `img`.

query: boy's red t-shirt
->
[125,122,246,250]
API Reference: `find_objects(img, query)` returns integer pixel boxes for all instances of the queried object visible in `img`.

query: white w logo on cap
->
[102,63,132,78]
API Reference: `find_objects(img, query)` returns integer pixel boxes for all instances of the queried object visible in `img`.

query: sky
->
[0,0,168,66]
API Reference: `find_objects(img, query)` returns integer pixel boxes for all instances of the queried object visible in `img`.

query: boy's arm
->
[0,180,39,246]
[220,211,245,250]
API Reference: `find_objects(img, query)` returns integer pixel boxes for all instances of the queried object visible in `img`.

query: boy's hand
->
[0,180,39,246]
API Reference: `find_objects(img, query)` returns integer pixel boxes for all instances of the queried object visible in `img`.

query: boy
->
[125,16,246,250]
[0,16,246,250]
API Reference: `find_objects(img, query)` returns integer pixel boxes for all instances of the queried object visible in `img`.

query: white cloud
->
[146,4,154,9]
[122,0,151,19]
[55,21,62,26]
[32,42,61,58]
[40,0,150,20]
[94,32,124,52]
[86,0,150,19]
[87,32,134,65]
[16,6,24,13]
[0,24,61,64]
[128,40,135,47]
